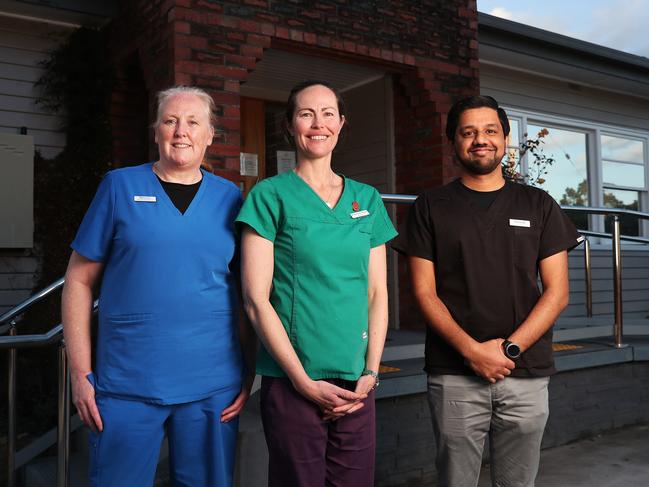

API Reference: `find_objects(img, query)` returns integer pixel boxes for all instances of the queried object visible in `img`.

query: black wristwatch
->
[502,340,521,359]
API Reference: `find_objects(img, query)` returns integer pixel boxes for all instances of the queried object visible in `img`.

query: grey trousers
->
[427,374,550,487]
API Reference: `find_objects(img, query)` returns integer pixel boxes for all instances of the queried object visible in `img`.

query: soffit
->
[241,49,385,102]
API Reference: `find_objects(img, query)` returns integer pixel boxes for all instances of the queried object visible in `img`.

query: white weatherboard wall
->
[567,249,649,319]
[0,15,69,158]
[0,15,70,314]
[481,63,649,131]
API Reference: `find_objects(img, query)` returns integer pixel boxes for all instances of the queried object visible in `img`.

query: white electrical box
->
[0,133,34,248]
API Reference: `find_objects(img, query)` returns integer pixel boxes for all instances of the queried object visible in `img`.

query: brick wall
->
[110,0,480,178]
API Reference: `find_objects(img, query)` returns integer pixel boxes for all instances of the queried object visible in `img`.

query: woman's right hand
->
[71,371,103,432]
[296,378,366,417]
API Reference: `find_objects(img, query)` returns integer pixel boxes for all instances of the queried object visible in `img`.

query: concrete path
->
[479,423,649,487]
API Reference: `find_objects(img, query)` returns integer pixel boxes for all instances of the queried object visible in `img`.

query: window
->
[506,110,649,238]
[601,135,645,236]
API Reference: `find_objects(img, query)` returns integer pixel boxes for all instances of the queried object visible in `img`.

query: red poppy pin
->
[352,201,360,211]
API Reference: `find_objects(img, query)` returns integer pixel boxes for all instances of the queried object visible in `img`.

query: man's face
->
[453,107,507,175]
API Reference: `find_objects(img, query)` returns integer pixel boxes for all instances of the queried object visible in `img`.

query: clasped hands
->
[298,375,376,421]
[464,338,515,384]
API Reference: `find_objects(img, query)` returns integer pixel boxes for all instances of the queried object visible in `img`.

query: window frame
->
[504,108,649,240]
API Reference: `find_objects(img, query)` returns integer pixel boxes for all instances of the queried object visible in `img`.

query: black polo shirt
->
[394,179,582,377]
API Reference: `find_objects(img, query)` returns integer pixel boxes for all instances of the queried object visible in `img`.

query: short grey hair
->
[154,86,216,128]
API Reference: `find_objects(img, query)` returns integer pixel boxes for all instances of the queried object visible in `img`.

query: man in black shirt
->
[394,96,582,487]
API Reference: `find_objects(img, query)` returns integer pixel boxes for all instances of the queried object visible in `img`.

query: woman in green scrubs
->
[237,80,397,486]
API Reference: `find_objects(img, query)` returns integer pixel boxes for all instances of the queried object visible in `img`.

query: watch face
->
[506,342,521,358]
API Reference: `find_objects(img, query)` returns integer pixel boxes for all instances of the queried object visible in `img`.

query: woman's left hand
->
[322,375,376,421]
[221,373,255,423]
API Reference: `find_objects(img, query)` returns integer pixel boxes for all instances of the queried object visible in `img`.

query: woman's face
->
[288,84,345,161]
[155,93,214,170]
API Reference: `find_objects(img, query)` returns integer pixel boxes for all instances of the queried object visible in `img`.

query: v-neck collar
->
[289,170,347,213]
[452,178,510,228]
[149,162,206,217]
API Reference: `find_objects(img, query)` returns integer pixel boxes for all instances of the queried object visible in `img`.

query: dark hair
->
[445,95,510,140]
[285,80,346,123]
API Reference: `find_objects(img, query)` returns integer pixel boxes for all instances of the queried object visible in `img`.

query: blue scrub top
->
[72,163,243,404]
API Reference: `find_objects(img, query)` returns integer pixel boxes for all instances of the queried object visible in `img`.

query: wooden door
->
[240,97,266,195]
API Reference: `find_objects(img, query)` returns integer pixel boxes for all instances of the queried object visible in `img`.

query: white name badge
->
[134,195,157,203]
[351,210,370,219]
[509,218,530,228]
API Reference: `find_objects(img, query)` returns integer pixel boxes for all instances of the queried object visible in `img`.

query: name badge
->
[134,195,157,203]
[351,210,370,219]
[509,218,530,228]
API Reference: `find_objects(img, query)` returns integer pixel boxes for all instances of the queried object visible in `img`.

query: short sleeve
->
[392,194,435,262]
[369,190,398,247]
[71,172,116,262]
[235,181,281,242]
[539,195,582,260]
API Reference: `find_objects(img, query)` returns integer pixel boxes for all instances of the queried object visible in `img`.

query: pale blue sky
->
[478,0,649,58]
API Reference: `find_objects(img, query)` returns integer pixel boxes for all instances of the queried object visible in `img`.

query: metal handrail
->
[3,324,69,487]
[0,324,63,349]
[560,205,649,220]
[2,300,97,487]
[0,277,65,326]
[578,230,649,245]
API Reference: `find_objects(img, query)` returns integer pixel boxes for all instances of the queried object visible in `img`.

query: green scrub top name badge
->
[509,218,530,227]
[134,195,157,202]
[351,210,370,219]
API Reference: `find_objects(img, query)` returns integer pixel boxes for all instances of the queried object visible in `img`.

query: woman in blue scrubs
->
[61,86,255,486]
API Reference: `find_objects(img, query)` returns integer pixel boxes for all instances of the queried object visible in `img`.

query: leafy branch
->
[503,127,563,187]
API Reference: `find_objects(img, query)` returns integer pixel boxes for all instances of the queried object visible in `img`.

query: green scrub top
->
[236,171,398,380]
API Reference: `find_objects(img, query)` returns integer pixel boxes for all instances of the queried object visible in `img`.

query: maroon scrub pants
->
[260,376,375,487]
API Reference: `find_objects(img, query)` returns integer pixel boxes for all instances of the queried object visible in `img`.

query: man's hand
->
[71,371,103,432]
[465,338,514,383]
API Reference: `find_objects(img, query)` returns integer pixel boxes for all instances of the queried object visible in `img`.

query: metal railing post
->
[7,322,17,487]
[584,238,592,317]
[612,216,625,348]
[57,340,70,487]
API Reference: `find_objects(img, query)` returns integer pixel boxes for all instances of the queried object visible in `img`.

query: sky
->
[477,0,649,58]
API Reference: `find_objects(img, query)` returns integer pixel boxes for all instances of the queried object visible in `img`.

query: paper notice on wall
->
[276,150,296,174]
[240,152,258,177]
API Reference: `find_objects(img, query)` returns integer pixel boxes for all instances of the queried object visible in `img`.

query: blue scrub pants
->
[89,384,240,487]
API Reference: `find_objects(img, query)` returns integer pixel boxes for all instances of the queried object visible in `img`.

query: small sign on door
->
[240,152,258,177]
